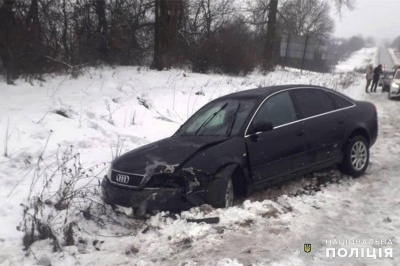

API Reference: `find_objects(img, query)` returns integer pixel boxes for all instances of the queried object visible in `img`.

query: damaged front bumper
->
[101,177,207,213]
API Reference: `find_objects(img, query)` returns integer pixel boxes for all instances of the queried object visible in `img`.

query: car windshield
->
[176,98,256,136]
[395,71,400,79]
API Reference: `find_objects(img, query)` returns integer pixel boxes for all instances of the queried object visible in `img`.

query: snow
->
[388,48,400,66]
[1,48,400,265]
[335,47,378,72]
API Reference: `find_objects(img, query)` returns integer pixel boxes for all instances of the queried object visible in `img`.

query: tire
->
[388,89,393,100]
[339,136,369,177]
[206,174,234,208]
[383,84,389,92]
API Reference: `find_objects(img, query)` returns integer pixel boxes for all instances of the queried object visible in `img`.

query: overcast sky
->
[332,0,400,42]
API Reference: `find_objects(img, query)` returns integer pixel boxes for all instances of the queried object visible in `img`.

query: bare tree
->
[245,0,353,71]
[243,0,270,32]
[107,0,154,65]
[183,0,235,40]
[95,0,108,62]
[0,0,17,83]
[152,0,184,70]
[263,0,277,71]
[280,0,334,41]
[61,0,70,61]
[180,0,236,71]
[0,0,159,80]
[332,0,354,15]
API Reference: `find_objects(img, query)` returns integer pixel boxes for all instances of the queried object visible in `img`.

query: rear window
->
[325,91,353,109]
[291,89,334,118]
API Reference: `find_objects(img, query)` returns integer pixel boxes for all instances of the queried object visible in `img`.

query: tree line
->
[0,0,354,84]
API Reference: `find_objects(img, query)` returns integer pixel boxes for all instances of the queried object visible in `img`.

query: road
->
[379,46,394,70]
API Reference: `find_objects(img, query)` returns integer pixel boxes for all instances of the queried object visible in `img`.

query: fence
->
[278,33,338,73]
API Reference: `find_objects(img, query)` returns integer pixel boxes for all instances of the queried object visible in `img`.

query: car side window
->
[325,91,353,109]
[252,91,297,128]
[317,91,336,112]
[292,89,334,118]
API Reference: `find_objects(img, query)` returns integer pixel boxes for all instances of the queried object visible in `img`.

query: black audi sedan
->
[101,85,378,213]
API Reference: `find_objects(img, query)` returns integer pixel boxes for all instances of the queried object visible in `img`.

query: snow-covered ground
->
[388,48,400,66]
[335,47,378,72]
[1,48,399,265]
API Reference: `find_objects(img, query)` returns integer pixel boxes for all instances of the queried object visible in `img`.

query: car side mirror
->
[249,121,273,135]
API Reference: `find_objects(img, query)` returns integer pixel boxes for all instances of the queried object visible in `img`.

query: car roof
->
[218,84,333,100]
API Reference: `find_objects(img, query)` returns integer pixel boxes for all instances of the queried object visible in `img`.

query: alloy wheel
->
[350,141,368,171]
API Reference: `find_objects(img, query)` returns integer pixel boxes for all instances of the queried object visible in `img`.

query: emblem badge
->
[115,174,130,184]
[304,243,311,253]
[297,237,319,259]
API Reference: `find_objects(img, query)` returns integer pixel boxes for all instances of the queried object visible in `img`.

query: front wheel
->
[383,84,389,92]
[206,175,234,208]
[339,136,369,177]
[388,89,393,100]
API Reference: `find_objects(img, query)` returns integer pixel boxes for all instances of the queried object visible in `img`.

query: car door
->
[290,88,347,166]
[245,91,308,182]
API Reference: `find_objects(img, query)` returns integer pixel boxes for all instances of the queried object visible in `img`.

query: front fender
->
[179,137,248,177]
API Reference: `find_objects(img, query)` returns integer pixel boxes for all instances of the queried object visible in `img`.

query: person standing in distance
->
[365,64,373,93]
[371,64,382,93]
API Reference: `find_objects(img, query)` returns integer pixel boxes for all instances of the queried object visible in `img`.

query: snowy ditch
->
[1,52,399,265]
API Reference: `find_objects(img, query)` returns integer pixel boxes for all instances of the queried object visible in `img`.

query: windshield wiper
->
[195,103,228,135]
[227,103,241,136]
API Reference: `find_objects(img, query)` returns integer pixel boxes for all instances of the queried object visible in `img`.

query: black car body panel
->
[245,120,309,181]
[178,137,248,178]
[341,101,378,147]
[104,136,249,210]
[102,85,378,212]
[102,178,191,212]
[112,136,229,175]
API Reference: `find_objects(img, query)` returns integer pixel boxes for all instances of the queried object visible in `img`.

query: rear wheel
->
[339,136,369,177]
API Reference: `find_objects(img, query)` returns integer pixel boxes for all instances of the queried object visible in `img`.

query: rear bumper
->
[101,177,203,212]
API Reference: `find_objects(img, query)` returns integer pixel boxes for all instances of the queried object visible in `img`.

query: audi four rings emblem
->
[115,174,130,184]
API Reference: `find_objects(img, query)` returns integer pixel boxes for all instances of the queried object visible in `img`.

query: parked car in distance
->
[379,70,395,92]
[389,69,400,99]
[101,85,378,213]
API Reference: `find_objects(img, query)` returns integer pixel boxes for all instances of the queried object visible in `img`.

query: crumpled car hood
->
[112,136,229,175]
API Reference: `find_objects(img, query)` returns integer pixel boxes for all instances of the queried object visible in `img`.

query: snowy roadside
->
[388,48,400,66]
[335,47,378,73]
[1,47,399,266]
